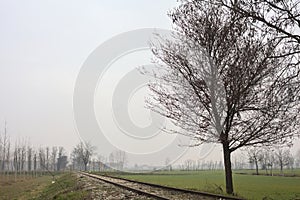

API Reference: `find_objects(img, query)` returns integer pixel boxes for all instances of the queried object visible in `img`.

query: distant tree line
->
[247,147,299,175]
[0,126,68,180]
[0,124,130,177]
[69,142,128,172]
[173,146,300,175]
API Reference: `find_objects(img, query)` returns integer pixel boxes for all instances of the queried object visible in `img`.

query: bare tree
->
[72,141,95,171]
[71,149,82,170]
[247,147,261,175]
[13,141,21,179]
[0,122,11,177]
[33,151,37,177]
[13,141,19,173]
[51,147,58,171]
[5,136,10,175]
[45,146,50,170]
[39,147,46,174]
[1,122,8,172]
[267,150,275,176]
[97,155,106,171]
[109,152,114,165]
[295,149,300,168]
[27,146,32,172]
[287,152,295,171]
[146,0,300,194]
[259,150,269,174]
[20,142,26,173]
[275,148,291,175]
[184,159,193,171]
[259,148,276,175]
[165,157,172,171]
[113,150,127,170]
[218,0,300,48]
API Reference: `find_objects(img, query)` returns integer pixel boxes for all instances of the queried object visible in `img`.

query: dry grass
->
[0,174,54,200]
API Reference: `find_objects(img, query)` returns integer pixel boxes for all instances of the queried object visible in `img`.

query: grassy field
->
[110,170,300,200]
[0,174,55,200]
[0,173,91,200]
[33,173,91,200]
[2,170,299,199]
[233,168,300,176]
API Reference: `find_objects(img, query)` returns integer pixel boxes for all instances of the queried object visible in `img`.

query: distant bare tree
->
[0,122,9,172]
[259,148,276,175]
[20,141,26,173]
[58,146,65,157]
[33,151,37,176]
[97,155,106,171]
[287,153,295,171]
[165,157,172,171]
[39,147,46,173]
[259,150,268,174]
[275,148,291,174]
[184,159,193,171]
[5,136,10,174]
[109,152,114,164]
[247,147,261,175]
[51,147,58,171]
[146,0,300,194]
[267,150,275,176]
[296,149,300,168]
[72,141,95,171]
[45,147,50,170]
[114,150,127,170]
[27,146,32,172]
[13,141,19,174]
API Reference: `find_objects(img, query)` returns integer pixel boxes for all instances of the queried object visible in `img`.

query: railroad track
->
[79,172,243,200]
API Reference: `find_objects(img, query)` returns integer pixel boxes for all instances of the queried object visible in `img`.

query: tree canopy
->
[146,0,300,194]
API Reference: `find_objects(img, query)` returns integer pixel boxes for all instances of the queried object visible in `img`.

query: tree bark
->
[255,160,259,175]
[223,142,234,194]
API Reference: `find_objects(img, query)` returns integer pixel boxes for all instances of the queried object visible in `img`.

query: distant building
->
[57,156,68,171]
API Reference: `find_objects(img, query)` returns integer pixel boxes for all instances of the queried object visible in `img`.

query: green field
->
[233,169,300,177]
[112,170,300,200]
[3,170,299,199]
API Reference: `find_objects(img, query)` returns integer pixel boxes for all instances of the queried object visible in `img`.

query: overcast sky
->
[0,0,177,149]
[1,1,299,167]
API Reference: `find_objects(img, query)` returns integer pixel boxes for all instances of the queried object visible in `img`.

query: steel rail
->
[79,172,244,200]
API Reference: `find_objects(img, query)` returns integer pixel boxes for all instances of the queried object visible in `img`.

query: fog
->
[1,0,299,168]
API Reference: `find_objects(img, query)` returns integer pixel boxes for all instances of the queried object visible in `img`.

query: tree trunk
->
[255,160,259,175]
[223,142,234,194]
[271,165,273,176]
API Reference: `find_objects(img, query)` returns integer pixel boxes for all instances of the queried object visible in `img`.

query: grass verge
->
[0,175,54,200]
[32,172,91,200]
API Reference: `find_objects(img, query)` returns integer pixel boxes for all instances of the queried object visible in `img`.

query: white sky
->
[0,0,299,167]
[0,0,177,150]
